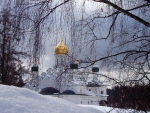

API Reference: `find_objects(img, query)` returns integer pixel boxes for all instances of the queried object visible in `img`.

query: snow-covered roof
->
[85,90,96,96]
[86,83,101,87]
[72,80,84,85]
[99,94,109,97]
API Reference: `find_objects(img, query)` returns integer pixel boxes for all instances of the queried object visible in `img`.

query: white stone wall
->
[59,95,102,105]
[87,86,107,96]
[72,86,86,94]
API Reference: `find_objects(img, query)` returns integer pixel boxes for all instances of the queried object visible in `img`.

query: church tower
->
[54,38,69,68]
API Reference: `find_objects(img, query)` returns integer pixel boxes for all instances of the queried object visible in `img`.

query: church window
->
[101,91,103,94]
[89,89,91,91]
[57,59,58,65]
[64,58,66,65]
[81,101,82,104]
[61,58,63,65]
[58,58,60,63]
[80,90,82,94]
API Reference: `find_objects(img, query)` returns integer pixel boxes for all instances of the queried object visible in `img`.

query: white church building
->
[25,38,108,106]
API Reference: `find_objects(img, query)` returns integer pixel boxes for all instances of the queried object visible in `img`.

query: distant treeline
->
[107,84,150,111]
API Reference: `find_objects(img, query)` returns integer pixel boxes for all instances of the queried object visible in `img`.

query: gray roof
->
[86,84,100,87]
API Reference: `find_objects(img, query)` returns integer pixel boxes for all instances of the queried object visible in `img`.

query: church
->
[25,37,108,106]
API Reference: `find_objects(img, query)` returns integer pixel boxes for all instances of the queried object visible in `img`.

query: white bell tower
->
[54,38,69,68]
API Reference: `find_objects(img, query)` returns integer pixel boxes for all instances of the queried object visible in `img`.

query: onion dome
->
[70,63,78,69]
[31,64,38,71]
[70,59,78,69]
[39,87,59,95]
[54,38,68,55]
[92,64,99,72]
[61,90,76,95]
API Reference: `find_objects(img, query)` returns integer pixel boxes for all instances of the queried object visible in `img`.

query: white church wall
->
[99,87,107,95]
[71,85,86,94]
[59,95,102,105]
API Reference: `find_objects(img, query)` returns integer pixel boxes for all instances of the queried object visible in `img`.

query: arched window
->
[80,90,82,94]
[61,58,63,65]
[57,59,58,65]
[64,57,66,65]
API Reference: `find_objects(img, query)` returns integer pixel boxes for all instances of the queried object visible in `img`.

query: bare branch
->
[93,0,150,27]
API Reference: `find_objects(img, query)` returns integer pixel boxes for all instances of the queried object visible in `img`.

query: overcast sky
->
[40,0,111,73]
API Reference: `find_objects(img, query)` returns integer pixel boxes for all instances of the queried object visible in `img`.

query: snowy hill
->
[0,85,101,113]
[0,85,148,113]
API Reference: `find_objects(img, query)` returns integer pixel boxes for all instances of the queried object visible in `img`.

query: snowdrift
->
[1,85,148,113]
[0,85,101,113]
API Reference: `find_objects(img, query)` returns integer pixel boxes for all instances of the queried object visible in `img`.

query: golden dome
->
[54,38,68,54]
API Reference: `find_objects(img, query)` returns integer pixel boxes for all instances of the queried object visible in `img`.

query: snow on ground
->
[0,85,149,113]
[80,105,134,113]
[0,85,101,113]
[80,105,150,113]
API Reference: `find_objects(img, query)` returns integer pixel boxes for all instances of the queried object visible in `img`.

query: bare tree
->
[0,0,30,86]
[6,0,149,111]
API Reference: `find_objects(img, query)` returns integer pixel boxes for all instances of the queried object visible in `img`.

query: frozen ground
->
[0,85,148,113]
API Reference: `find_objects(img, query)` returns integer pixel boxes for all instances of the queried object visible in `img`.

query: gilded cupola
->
[54,38,68,54]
